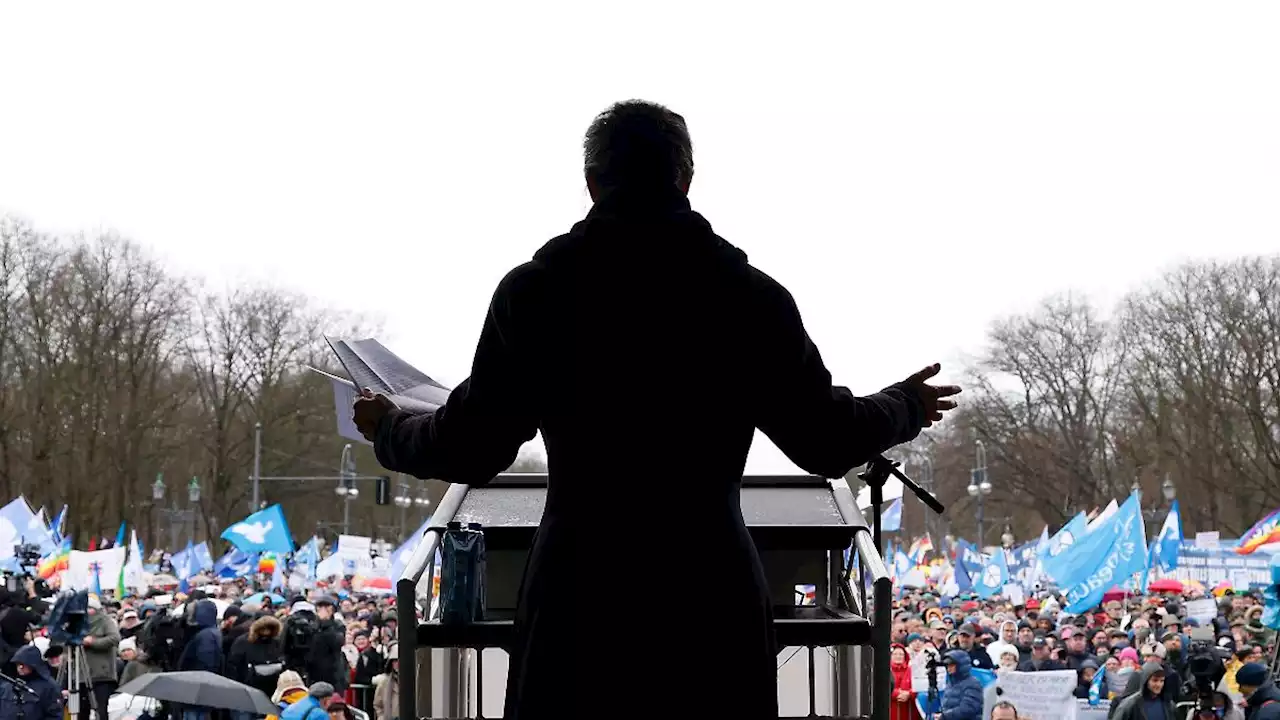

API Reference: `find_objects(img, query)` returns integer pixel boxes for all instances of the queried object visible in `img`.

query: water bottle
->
[440,522,486,625]
[467,522,487,621]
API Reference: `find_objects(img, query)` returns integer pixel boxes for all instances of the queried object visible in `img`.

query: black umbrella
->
[116,671,279,714]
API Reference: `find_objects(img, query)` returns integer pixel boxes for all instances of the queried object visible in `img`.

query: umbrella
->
[1148,578,1184,594]
[244,591,287,606]
[116,671,277,714]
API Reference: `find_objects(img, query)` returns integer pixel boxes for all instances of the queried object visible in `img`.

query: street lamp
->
[152,473,198,551]
[335,443,360,534]
[1002,525,1014,548]
[1161,476,1176,503]
[968,440,992,547]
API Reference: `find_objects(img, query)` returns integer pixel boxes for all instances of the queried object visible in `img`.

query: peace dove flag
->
[221,504,294,555]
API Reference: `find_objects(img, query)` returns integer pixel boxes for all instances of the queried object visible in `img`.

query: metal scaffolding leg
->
[439,647,470,718]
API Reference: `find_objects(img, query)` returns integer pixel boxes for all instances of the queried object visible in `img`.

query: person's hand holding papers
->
[352,387,399,442]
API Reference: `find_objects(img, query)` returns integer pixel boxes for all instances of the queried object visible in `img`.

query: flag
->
[89,561,103,596]
[907,535,934,564]
[214,548,258,579]
[177,539,194,593]
[881,498,903,533]
[52,505,68,542]
[1088,664,1106,705]
[270,559,286,592]
[974,547,1009,600]
[1060,495,1148,613]
[1087,499,1119,533]
[390,519,432,580]
[221,504,294,555]
[115,522,127,548]
[1152,501,1183,570]
[37,538,73,579]
[124,530,147,595]
[1236,506,1280,555]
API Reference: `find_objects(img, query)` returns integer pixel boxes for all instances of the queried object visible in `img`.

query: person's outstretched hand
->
[902,363,960,427]
[353,387,399,441]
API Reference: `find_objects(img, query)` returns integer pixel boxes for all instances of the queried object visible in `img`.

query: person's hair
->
[992,700,1018,718]
[583,100,693,191]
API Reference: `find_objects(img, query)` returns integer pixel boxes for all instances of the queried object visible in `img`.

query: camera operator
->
[1234,664,1280,720]
[307,597,348,694]
[0,579,48,675]
[1,644,64,720]
[76,595,121,720]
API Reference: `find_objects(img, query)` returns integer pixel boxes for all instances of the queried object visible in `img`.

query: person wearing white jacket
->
[985,620,1019,668]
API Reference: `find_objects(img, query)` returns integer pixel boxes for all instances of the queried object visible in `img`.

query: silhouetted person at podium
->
[353,99,960,719]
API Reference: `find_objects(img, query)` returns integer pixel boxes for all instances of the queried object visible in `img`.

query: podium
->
[396,474,892,720]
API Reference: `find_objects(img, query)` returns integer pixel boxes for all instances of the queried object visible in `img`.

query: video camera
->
[45,590,90,646]
[7,542,54,599]
[1183,627,1228,719]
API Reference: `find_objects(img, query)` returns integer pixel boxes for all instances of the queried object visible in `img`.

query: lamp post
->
[968,440,993,548]
[333,444,360,536]
[1134,475,1178,527]
[919,456,936,542]
[153,474,200,552]
[1002,525,1014,549]
[394,479,413,541]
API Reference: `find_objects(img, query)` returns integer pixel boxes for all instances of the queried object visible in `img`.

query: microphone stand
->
[857,454,946,557]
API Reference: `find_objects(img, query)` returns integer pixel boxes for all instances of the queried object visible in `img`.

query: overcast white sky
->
[1,2,1277,474]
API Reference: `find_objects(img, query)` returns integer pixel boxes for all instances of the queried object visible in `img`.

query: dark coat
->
[226,616,285,696]
[0,645,63,720]
[177,600,222,673]
[372,187,925,719]
[939,651,984,720]
[1245,682,1280,720]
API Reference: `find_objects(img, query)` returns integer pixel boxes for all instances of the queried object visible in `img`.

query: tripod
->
[65,644,95,720]
[857,455,946,556]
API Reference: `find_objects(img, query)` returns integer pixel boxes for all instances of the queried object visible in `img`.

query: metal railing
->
[831,478,892,720]
[396,482,470,720]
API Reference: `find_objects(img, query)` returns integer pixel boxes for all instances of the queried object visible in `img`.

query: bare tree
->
[959,294,1128,527]
[1120,258,1280,533]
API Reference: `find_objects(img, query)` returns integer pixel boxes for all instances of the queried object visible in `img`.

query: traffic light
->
[375,475,391,505]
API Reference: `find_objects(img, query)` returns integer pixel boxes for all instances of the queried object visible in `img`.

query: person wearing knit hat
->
[277,680,337,720]
[271,670,308,705]
[1235,663,1280,720]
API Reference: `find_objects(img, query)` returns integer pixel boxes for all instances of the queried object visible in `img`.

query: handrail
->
[831,479,891,720]
[397,482,470,720]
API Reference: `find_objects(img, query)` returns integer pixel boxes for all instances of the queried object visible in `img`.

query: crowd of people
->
[0,575,402,720]
[887,588,1278,720]
[4,568,1279,720]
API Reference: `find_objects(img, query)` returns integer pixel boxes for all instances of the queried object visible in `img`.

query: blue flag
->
[1042,512,1089,572]
[214,548,258,579]
[975,548,1009,599]
[1152,501,1183,571]
[390,518,434,580]
[881,499,903,533]
[1061,495,1148,613]
[221,504,294,555]
[1089,664,1106,705]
